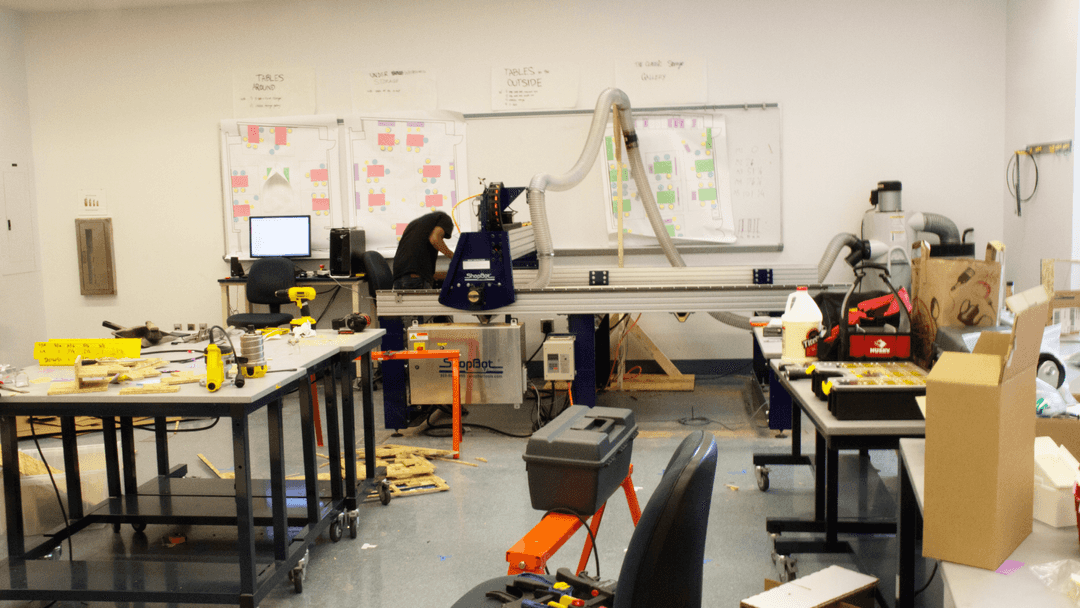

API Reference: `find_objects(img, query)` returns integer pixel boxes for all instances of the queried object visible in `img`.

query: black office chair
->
[361,250,394,297]
[451,430,718,608]
[226,257,296,329]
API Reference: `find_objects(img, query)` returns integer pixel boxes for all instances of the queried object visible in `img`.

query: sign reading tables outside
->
[33,339,142,366]
[491,63,579,111]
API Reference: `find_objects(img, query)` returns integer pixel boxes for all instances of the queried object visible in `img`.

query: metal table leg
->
[1,416,24,559]
[897,452,919,608]
[297,376,320,524]
[230,404,257,607]
[267,397,288,561]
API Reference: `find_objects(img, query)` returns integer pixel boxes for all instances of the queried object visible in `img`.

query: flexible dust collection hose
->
[818,233,862,282]
[526,89,754,330]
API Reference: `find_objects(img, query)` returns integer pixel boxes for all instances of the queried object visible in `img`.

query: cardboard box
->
[1040,259,1080,334]
[740,565,877,608]
[922,284,1049,570]
[910,240,1003,368]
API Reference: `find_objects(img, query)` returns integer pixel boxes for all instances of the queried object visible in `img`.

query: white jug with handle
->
[781,286,823,363]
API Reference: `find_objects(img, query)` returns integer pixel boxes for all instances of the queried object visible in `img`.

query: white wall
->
[20,0,1011,360]
[0,7,48,367]
[1003,0,1078,291]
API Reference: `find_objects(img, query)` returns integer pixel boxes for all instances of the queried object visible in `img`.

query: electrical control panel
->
[543,335,576,381]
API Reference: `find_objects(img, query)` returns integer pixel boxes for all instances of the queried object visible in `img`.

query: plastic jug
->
[781,287,823,363]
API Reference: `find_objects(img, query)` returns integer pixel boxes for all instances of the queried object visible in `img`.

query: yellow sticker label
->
[822,381,832,396]
[33,339,142,366]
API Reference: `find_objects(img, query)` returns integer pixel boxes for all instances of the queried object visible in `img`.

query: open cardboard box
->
[910,240,1004,368]
[922,284,1049,570]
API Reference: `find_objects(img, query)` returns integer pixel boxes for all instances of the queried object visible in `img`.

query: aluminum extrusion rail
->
[376,283,848,316]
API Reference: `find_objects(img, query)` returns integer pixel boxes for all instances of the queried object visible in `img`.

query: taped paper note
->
[615,58,707,106]
[491,64,578,111]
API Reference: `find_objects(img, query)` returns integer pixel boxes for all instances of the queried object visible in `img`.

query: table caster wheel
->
[755,465,770,491]
[329,513,344,543]
[289,548,309,593]
[289,569,303,593]
[774,554,797,582]
[348,510,358,539]
[132,522,147,532]
[44,545,62,561]
[378,479,392,505]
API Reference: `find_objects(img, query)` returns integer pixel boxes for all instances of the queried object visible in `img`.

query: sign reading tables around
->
[615,57,707,106]
[490,63,579,111]
[33,339,142,366]
[232,69,317,118]
[352,68,438,111]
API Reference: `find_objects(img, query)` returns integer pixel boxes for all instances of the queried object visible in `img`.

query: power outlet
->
[187,323,195,331]
[173,324,182,332]
[541,319,555,335]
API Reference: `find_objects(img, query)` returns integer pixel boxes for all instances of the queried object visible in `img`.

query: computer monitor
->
[249,215,311,258]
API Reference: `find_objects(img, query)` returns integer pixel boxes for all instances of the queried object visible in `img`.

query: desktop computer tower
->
[330,228,366,277]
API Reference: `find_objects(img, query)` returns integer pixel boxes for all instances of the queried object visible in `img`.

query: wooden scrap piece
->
[47,380,109,396]
[162,371,205,385]
[119,384,181,395]
[374,444,458,458]
[197,454,233,479]
[373,474,449,499]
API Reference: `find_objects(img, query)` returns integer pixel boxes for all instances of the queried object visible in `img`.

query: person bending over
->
[392,210,455,290]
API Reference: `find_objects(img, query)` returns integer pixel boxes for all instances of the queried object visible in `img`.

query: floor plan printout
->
[343,112,469,253]
[602,114,735,245]
[220,115,341,257]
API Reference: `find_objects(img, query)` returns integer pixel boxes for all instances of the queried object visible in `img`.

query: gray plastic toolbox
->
[523,405,638,515]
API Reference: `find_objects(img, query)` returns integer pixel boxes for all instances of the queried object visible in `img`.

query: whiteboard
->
[342,111,470,254]
[464,104,782,253]
[219,115,342,259]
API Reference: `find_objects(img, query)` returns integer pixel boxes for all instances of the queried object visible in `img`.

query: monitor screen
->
[249,215,311,258]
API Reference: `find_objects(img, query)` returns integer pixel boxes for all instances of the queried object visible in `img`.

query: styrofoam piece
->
[1035,436,1078,489]
[1033,479,1077,528]
[741,565,877,608]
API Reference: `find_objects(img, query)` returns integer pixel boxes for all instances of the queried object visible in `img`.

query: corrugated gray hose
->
[527,88,752,330]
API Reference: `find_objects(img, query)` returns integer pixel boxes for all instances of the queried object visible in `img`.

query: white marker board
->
[463,104,782,253]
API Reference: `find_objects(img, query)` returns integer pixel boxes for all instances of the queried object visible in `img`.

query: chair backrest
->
[614,430,717,608]
[245,257,296,309]
[361,251,394,297]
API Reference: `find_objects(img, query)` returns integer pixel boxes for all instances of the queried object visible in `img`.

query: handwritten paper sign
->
[615,58,707,106]
[232,69,316,118]
[33,339,141,366]
[353,69,437,111]
[491,64,579,111]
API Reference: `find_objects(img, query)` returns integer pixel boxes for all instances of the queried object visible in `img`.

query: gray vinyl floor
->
[3,374,944,608]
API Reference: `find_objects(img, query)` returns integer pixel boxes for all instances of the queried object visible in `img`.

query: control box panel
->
[543,335,576,381]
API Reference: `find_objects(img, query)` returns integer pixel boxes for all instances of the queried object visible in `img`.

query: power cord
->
[422,405,533,439]
[543,507,601,578]
[1005,150,1038,216]
[914,560,940,597]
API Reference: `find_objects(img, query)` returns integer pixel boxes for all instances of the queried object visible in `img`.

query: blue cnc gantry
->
[438,182,530,312]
